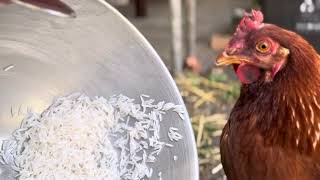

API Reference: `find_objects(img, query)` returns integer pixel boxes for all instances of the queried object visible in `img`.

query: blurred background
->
[107,0,320,179]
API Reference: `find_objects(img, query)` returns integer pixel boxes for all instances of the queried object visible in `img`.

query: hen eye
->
[256,41,270,53]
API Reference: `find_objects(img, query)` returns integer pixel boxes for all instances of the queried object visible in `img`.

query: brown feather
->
[221,25,320,180]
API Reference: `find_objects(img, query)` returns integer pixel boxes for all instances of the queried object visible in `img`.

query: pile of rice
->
[0,93,184,180]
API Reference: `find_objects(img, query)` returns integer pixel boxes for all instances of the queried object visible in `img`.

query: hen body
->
[218,11,320,180]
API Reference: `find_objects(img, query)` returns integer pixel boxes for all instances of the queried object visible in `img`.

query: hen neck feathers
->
[233,44,320,153]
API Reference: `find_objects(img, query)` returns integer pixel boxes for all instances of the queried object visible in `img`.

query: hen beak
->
[216,51,250,66]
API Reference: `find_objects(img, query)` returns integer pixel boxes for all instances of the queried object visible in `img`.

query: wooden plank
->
[185,0,197,57]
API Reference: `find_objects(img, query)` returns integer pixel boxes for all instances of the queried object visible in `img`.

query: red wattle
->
[235,63,261,84]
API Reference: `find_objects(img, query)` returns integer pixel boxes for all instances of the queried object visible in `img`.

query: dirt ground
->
[175,71,239,180]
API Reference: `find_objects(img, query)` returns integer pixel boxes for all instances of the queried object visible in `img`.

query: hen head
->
[217,10,291,84]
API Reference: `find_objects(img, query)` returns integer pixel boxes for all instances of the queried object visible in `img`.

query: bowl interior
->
[0,0,198,179]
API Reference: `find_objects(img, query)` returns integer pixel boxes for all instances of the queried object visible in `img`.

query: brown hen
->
[217,10,320,180]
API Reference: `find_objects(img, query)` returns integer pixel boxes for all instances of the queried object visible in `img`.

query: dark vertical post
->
[135,0,148,17]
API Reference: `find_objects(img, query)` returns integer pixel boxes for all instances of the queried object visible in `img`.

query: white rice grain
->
[0,93,185,180]
[168,127,183,142]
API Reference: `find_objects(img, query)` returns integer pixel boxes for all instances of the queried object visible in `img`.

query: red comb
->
[235,10,264,38]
